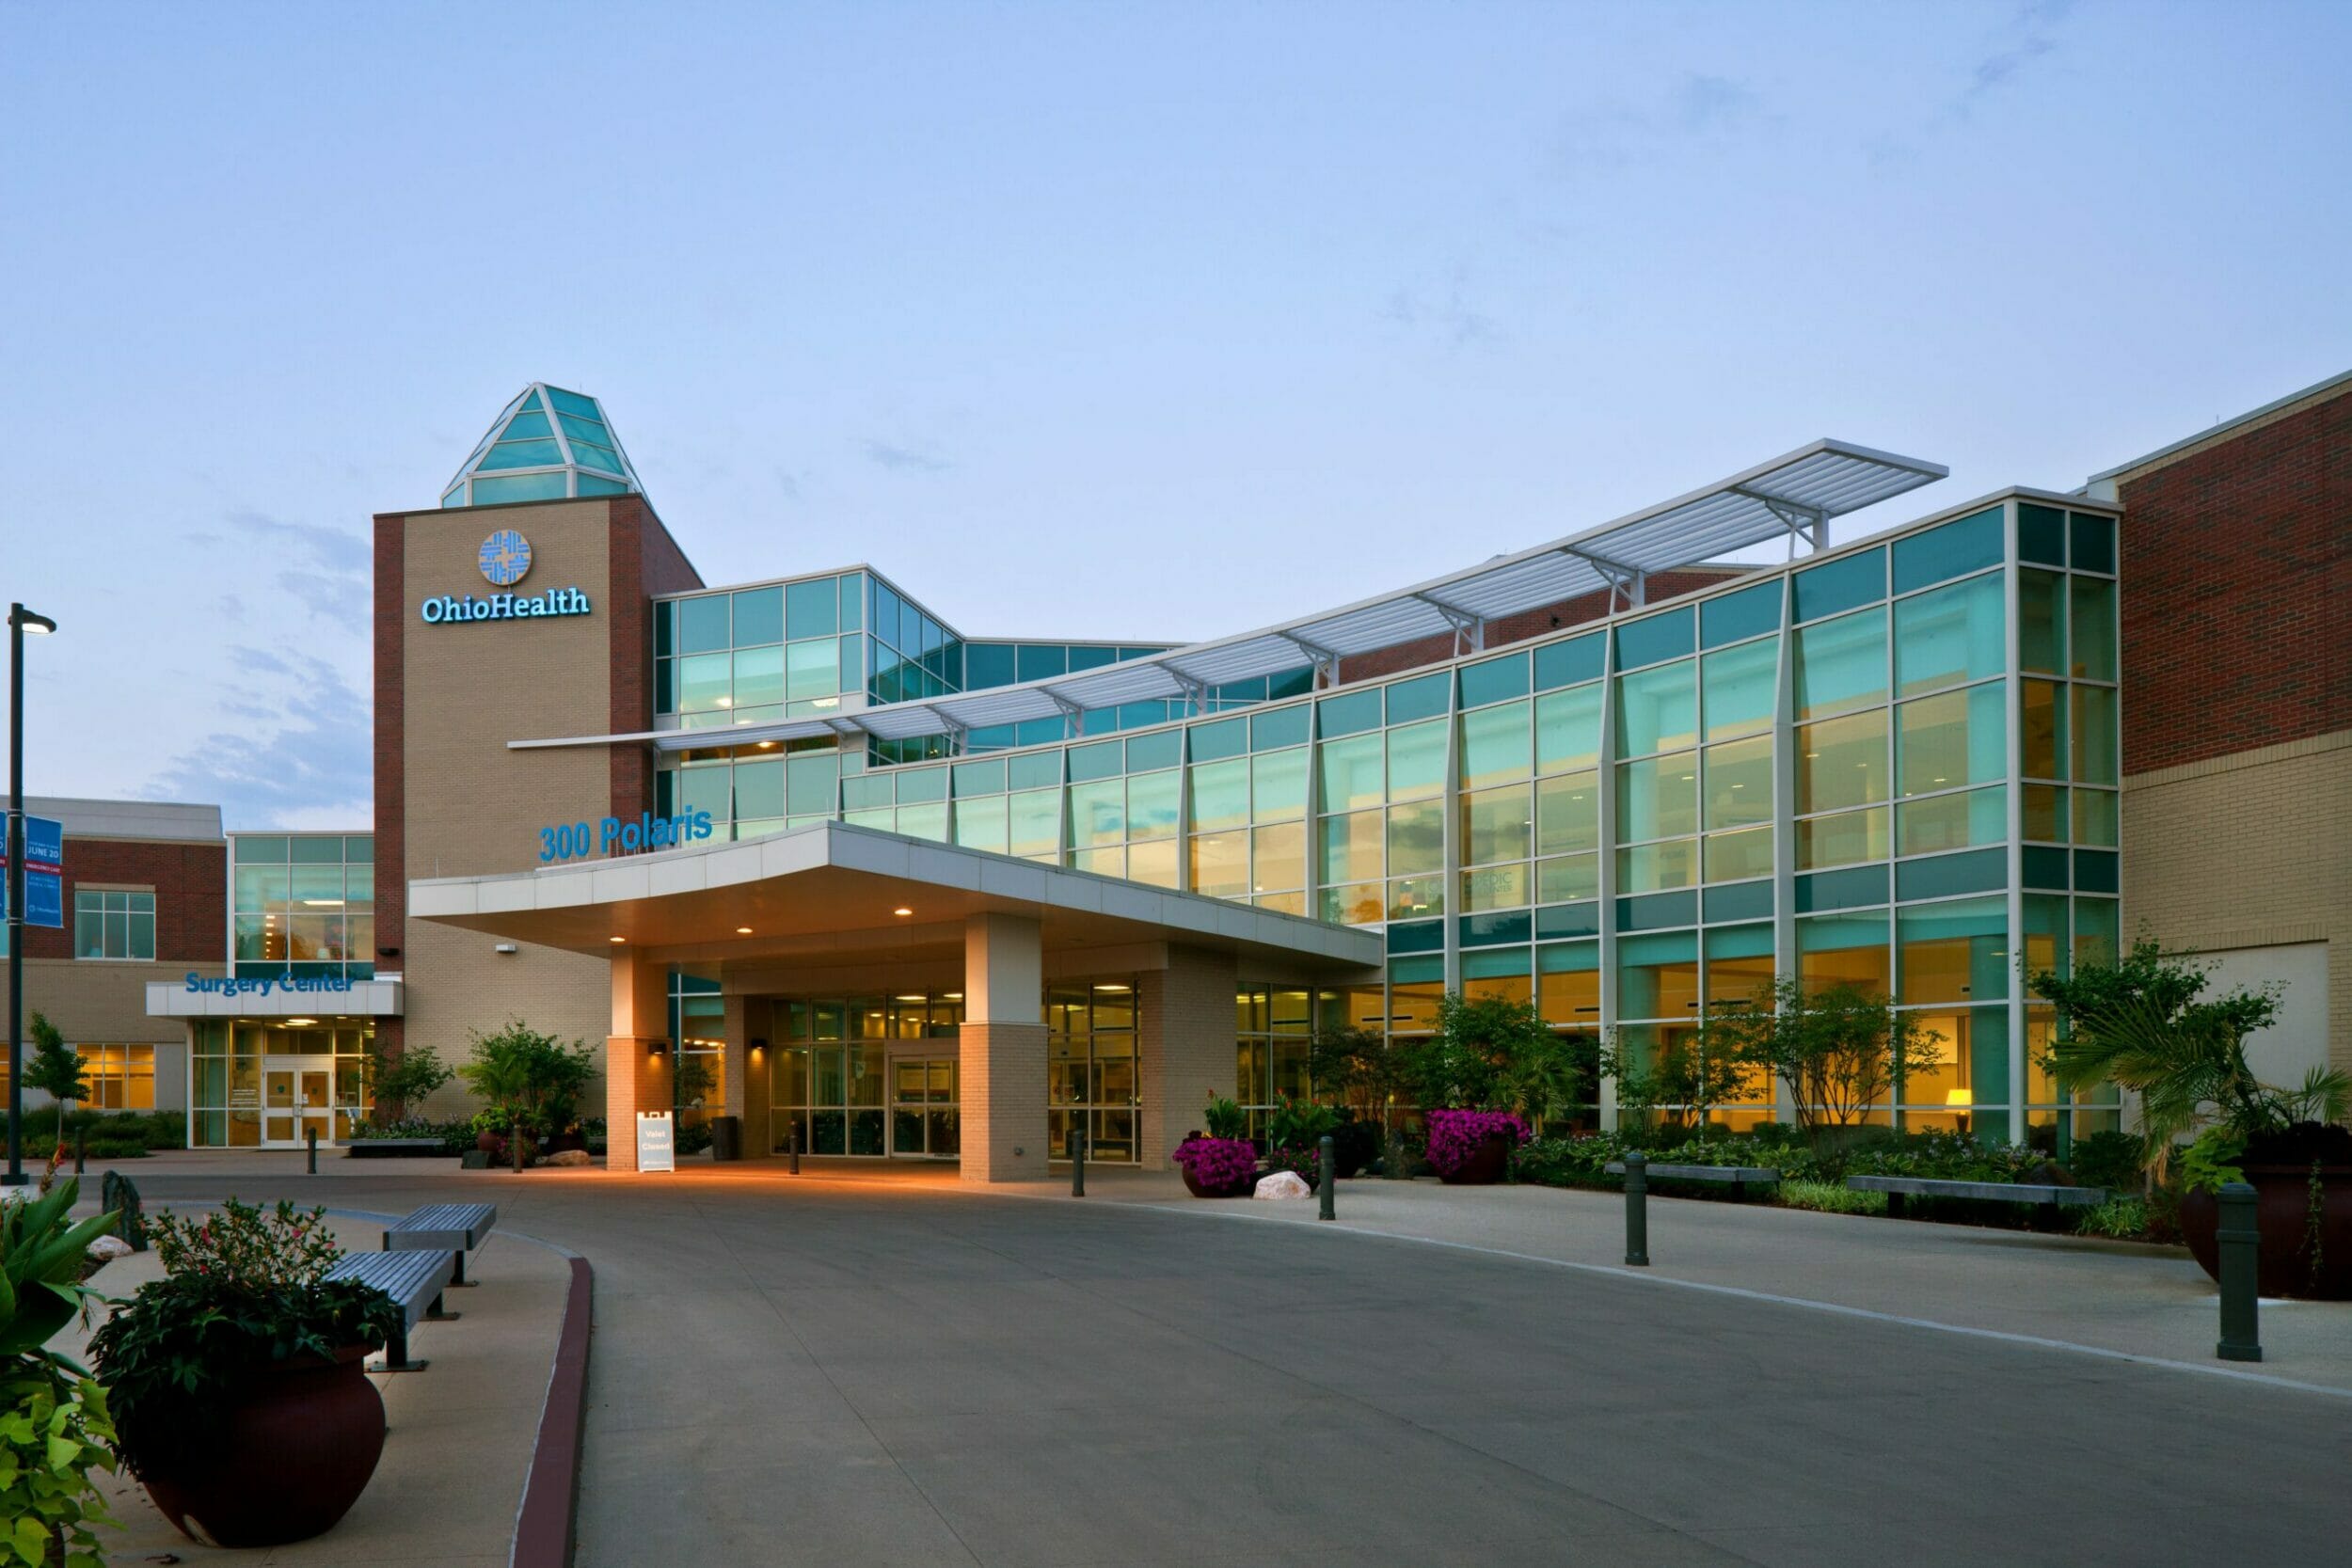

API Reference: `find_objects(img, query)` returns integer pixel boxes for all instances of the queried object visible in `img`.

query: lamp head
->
[9,606,56,636]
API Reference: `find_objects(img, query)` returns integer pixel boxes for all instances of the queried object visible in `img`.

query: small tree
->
[1708,978,1944,1170]
[362,1037,456,1123]
[456,1020,597,1170]
[1307,1024,1410,1132]
[1597,1022,1752,1142]
[1400,992,1572,1119]
[22,1011,89,1141]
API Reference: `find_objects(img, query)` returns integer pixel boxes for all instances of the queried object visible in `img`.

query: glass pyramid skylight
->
[441,384,644,508]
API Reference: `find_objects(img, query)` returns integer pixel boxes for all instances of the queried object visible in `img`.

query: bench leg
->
[449,1249,476,1287]
[372,1325,429,1374]
[426,1290,461,1323]
[1886,1191,1907,1220]
[2034,1202,2060,1233]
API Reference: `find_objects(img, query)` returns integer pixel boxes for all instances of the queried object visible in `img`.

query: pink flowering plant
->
[1423,1109,1530,1178]
[1171,1136,1260,1194]
[150,1198,344,1286]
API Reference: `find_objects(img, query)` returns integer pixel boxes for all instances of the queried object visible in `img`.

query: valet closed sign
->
[636,1111,675,1173]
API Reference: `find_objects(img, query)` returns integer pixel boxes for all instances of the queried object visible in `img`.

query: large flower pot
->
[2177,1164,2352,1301]
[1180,1165,1256,1198]
[139,1345,387,1547]
[1437,1136,1511,1186]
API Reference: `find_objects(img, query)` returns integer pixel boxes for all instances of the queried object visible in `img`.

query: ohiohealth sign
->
[421,529,592,625]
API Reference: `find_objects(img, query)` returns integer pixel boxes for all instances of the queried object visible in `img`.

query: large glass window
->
[1895,685,2005,797]
[1614,661,1696,756]
[1798,911,1889,996]
[1459,702,1531,790]
[1701,640,1776,741]
[1794,610,1886,720]
[1616,755,1697,841]
[73,891,154,960]
[1702,736,1772,831]
[1898,897,2009,1006]
[1894,574,2003,695]
[1797,710,1888,814]
[1616,930,1698,1022]
[1535,684,1603,774]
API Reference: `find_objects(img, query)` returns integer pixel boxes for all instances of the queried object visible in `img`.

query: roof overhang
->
[407,820,1382,976]
[510,436,1946,756]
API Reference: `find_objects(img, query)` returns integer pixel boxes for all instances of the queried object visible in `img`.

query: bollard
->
[2216,1180,2262,1362]
[1317,1134,1336,1221]
[1070,1128,1087,1196]
[788,1127,800,1176]
[307,1125,318,1176]
[1623,1149,1651,1266]
[74,1131,86,1178]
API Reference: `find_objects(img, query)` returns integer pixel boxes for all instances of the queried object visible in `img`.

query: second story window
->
[74,890,156,960]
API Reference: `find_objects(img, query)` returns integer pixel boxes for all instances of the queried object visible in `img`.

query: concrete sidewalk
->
[53,1211,569,1567]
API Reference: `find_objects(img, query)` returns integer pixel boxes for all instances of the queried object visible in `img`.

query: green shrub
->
[676,1121,714,1156]
[2064,1130,2144,1192]
[2073,1196,2152,1240]
[1778,1179,1887,1216]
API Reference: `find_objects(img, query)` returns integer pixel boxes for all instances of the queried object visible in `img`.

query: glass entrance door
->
[262,1056,337,1148]
[889,1058,959,1159]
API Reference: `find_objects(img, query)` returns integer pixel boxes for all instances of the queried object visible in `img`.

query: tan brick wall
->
[2121,728,2352,1075]
[1,958,206,1047]
[1137,944,1239,1168]
[603,1034,674,1172]
[394,499,623,1100]
[959,1021,1048,1182]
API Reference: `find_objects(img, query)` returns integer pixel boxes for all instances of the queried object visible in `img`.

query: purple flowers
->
[1424,1109,1530,1178]
[1172,1136,1260,1194]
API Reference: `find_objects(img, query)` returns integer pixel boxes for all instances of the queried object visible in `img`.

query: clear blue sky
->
[4,1,2345,829]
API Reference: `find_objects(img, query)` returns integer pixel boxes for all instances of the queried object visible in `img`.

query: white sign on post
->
[635,1111,675,1173]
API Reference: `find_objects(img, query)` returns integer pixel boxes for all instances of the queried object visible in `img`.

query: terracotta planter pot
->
[2177,1164,2352,1301]
[1436,1135,1511,1186]
[139,1344,387,1547]
[1180,1164,1256,1198]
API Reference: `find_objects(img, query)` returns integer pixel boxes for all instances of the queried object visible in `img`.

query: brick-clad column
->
[960,913,1046,1182]
[721,991,750,1132]
[1138,945,1239,1169]
[606,953,671,1173]
[743,998,774,1157]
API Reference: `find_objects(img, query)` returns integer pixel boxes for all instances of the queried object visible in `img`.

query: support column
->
[606,953,671,1173]
[959,912,1046,1183]
[1137,945,1239,1170]
[721,991,751,1143]
[744,999,774,1158]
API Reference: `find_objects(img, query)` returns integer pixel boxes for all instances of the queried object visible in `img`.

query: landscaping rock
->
[544,1148,593,1167]
[87,1234,135,1261]
[1252,1171,1312,1200]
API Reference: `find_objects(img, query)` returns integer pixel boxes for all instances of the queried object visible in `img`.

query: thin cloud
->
[1384,272,1500,349]
[860,439,949,475]
[1557,71,1777,172]
[143,649,373,831]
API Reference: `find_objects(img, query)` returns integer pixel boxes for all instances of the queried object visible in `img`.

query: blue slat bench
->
[1846,1175,2106,1228]
[383,1201,499,1286]
[326,1248,457,1373]
[1607,1162,1782,1199]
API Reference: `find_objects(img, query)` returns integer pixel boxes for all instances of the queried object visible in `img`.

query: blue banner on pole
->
[2,814,65,928]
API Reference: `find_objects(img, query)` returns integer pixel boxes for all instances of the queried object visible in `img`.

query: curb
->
[513,1254,594,1568]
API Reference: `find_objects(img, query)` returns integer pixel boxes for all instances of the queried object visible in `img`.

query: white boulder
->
[87,1235,135,1261]
[1252,1171,1312,1200]
[543,1148,593,1167]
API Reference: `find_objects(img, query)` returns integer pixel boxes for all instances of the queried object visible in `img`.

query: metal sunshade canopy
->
[521,437,1944,755]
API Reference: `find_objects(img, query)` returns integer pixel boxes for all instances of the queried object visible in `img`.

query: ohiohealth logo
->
[479,529,533,586]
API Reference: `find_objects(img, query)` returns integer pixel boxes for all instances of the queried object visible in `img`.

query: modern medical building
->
[4,371,2341,1171]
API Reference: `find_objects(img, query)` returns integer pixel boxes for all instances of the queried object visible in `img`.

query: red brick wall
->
[371,509,407,1056]
[2115,387,2352,774]
[606,496,704,818]
[22,838,226,962]
[1333,565,1752,685]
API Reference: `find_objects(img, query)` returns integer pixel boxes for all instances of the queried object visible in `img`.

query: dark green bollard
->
[1318,1134,1336,1221]
[307,1126,318,1176]
[1070,1129,1087,1196]
[74,1132,85,1178]
[2217,1180,2262,1362]
[788,1127,800,1176]
[1623,1149,1651,1266]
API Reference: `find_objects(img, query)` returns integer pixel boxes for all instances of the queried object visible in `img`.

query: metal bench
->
[325,1249,457,1373]
[1846,1175,2106,1227]
[384,1201,499,1286]
[346,1138,450,1160]
[1607,1162,1782,1199]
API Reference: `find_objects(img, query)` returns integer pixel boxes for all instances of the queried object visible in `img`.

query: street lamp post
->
[7,602,57,1188]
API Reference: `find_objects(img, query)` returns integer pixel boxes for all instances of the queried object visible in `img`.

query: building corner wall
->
[1138,945,1239,1169]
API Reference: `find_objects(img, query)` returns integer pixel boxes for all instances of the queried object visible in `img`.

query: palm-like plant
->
[2038,941,2352,1180]
[3,1178,119,1365]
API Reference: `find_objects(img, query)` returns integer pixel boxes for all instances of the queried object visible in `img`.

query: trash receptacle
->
[710,1115,742,1162]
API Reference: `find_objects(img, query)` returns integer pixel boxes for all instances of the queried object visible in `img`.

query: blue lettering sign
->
[536,809,714,863]
[183,973,356,997]
[421,586,592,626]
[0,815,64,928]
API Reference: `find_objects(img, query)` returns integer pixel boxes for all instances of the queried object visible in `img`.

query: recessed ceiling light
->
[895,993,928,1002]
[609,936,627,944]
[737,926,754,935]
[893,907,913,916]
[286,1018,317,1026]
